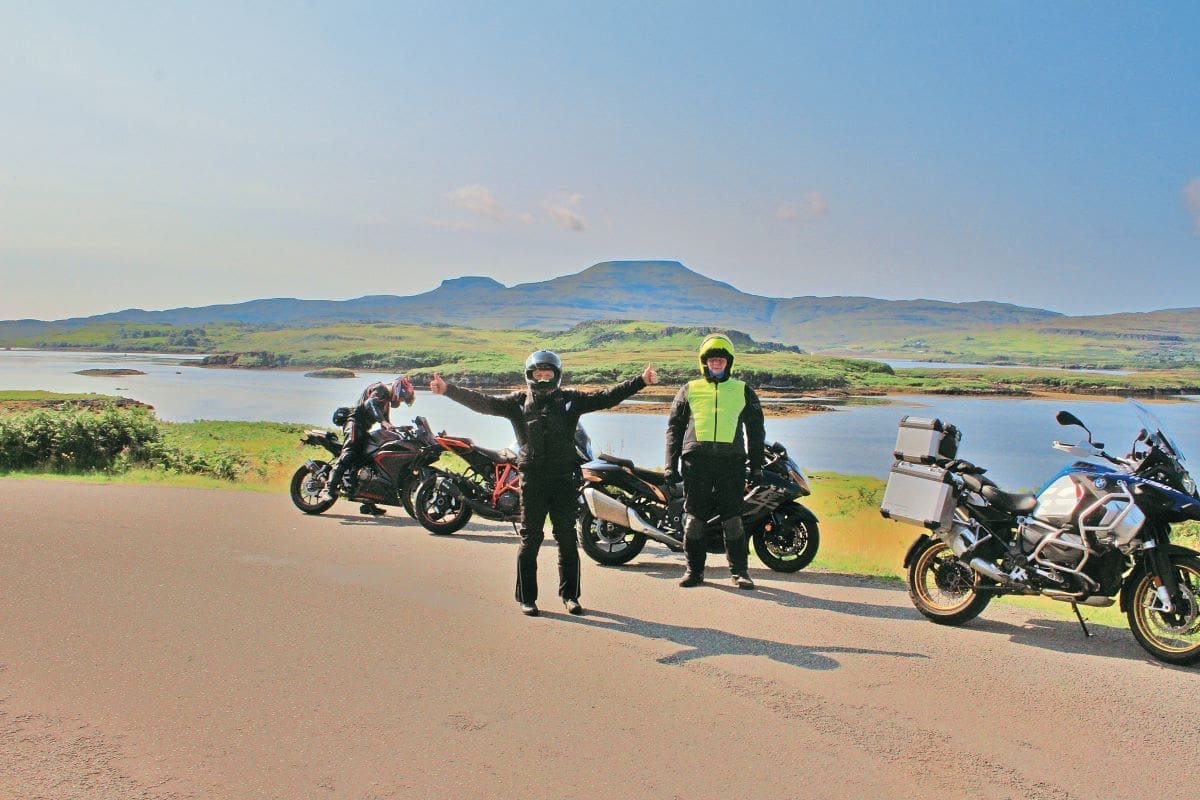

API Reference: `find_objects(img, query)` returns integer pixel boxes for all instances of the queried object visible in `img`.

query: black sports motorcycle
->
[577,441,820,572]
[290,416,442,517]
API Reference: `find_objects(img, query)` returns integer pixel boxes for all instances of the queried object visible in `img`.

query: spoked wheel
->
[752,507,819,573]
[290,461,337,515]
[906,537,991,625]
[578,509,648,566]
[413,474,473,534]
[1127,556,1200,666]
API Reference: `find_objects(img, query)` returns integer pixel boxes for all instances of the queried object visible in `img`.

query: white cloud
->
[442,184,536,227]
[545,193,587,232]
[448,184,508,221]
[776,191,829,222]
[1184,178,1200,232]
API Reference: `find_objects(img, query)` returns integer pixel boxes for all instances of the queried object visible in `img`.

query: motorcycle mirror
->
[1055,410,1094,443]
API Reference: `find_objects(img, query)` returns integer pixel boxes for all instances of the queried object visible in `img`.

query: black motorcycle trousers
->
[681,454,749,576]
[515,469,581,605]
[329,420,368,491]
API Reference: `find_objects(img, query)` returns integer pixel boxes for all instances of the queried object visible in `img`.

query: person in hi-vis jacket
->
[665,333,765,590]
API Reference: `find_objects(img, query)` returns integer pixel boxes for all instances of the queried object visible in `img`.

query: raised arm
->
[431,373,521,418]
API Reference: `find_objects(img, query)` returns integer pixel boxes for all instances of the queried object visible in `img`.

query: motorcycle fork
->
[1147,545,1184,615]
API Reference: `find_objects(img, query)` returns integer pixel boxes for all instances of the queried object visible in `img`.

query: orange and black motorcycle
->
[290,415,443,518]
[410,426,593,534]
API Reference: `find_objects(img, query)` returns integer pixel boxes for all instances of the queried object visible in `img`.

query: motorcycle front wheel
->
[906,537,991,625]
[290,461,337,515]
[1126,555,1200,666]
[752,507,819,573]
[578,509,648,566]
[413,474,473,534]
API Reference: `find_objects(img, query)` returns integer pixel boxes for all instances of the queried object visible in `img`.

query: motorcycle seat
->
[475,444,520,464]
[981,485,1038,515]
[599,453,667,483]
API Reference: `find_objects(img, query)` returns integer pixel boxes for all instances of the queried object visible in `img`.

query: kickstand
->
[1070,603,1093,637]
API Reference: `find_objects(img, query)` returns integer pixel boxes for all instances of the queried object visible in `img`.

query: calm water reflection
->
[2,350,1196,492]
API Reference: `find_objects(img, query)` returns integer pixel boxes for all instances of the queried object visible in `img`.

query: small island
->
[304,368,357,379]
[74,368,146,377]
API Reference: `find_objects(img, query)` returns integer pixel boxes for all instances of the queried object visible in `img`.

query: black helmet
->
[524,350,562,397]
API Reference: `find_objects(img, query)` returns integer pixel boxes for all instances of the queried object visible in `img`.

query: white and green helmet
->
[697,333,735,377]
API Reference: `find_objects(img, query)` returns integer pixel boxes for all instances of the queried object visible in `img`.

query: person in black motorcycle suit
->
[430,353,658,617]
[666,333,765,590]
[328,375,415,516]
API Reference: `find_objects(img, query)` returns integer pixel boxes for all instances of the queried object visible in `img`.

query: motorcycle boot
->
[327,461,347,498]
[679,514,707,587]
[722,516,755,590]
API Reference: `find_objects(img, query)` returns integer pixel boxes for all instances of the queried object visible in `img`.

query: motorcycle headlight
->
[788,462,811,496]
[1184,475,1197,497]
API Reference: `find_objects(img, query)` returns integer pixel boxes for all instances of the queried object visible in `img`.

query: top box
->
[893,416,960,465]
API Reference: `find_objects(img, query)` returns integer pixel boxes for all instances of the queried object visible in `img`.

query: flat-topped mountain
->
[0,260,1064,352]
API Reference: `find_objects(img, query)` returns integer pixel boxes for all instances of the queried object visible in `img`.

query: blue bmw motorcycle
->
[889,400,1200,665]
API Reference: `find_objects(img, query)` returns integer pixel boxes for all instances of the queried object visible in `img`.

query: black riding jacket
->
[353,382,393,427]
[443,377,646,472]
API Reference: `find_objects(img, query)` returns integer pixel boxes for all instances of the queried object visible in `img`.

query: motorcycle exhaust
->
[939,521,1011,584]
[967,557,1011,585]
[583,488,679,548]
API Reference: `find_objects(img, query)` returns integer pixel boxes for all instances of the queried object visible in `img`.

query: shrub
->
[0,403,248,480]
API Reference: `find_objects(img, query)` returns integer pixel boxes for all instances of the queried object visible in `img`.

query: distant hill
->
[874,308,1200,369]
[0,260,1063,352]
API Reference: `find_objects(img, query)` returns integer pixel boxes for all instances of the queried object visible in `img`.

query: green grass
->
[8,318,1199,395]
[159,420,328,484]
[0,390,120,402]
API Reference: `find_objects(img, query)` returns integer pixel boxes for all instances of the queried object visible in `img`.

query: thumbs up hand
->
[430,373,447,395]
[642,362,659,385]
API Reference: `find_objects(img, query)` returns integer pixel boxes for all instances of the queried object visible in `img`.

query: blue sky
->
[2,1,1197,321]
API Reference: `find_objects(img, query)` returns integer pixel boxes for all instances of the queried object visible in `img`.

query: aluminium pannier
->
[880,461,958,532]
[893,416,960,465]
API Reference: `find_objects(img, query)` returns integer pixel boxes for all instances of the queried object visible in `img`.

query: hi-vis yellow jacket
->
[665,375,765,470]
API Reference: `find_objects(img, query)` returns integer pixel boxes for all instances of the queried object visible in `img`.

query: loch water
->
[2,349,1197,492]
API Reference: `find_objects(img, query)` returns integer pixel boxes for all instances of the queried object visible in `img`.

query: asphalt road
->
[1,479,1197,799]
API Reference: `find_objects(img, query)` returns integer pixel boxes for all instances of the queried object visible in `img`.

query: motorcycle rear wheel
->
[413,474,473,535]
[752,508,819,573]
[1126,555,1200,666]
[290,461,337,515]
[906,537,991,625]
[578,509,648,565]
